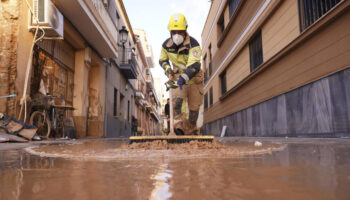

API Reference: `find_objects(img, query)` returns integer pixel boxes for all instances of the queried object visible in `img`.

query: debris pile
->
[26,140,286,161]
[0,113,40,143]
[122,140,227,150]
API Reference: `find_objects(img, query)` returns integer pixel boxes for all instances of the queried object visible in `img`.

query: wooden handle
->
[169,89,176,136]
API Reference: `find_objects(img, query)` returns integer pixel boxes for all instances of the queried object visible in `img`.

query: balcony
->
[139,99,148,107]
[150,111,160,122]
[145,73,154,86]
[135,91,144,99]
[142,99,159,121]
[55,0,119,58]
[145,101,152,111]
[150,104,160,122]
[120,49,138,79]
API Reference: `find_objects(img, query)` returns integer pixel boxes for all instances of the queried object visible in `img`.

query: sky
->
[123,0,211,98]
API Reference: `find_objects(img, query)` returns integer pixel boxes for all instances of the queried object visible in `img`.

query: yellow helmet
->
[168,13,188,31]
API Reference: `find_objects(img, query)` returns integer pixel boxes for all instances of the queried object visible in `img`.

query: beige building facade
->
[201,0,350,137]
[0,0,153,138]
[133,29,161,135]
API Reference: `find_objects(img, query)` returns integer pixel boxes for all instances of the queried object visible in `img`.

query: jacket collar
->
[166,34,191,52]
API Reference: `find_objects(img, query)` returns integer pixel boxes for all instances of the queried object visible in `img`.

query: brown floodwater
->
[0,139,350,200]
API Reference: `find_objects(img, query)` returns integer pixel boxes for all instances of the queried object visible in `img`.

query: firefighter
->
[159,13,203,135]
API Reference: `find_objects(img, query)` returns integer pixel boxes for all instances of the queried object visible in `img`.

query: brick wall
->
[0,0,20,116]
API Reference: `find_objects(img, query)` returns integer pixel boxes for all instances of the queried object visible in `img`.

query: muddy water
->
[0,140,350,200]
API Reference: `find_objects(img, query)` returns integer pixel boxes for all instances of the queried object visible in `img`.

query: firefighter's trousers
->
[172,81,203,135]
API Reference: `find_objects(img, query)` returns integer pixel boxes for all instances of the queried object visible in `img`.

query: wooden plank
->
[0,131,28,143]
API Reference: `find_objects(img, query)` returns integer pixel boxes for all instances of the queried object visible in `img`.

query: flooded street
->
[1,139,350,200]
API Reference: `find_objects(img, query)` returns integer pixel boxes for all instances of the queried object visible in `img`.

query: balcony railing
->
[135,91,144,99]
[120,48,138,79]
[146,74,154,88]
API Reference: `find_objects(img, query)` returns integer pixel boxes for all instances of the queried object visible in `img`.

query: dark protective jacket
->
[159,34,202,84]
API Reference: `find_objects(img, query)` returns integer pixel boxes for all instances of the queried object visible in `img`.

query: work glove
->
[165,77,185,91]
[176,76,185,90]
[164,65,174,77]
[165,80,179,91]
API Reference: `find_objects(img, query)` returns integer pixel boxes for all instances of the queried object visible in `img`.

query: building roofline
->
[201,0,215,38]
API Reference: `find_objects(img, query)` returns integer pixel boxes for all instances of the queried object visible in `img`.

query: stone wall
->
[0,0,20,116]
[201,67,350,137]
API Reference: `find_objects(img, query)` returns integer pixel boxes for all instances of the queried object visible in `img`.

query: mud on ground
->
[24,140,286,161]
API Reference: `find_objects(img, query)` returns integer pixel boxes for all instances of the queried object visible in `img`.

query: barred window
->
[218,17,225,34]
[113,88,118,116]
[209,61,213,78]
[229,0,241,18]
[204,93,208,110]
[127,100,130,122]
[208,44,213,77]
[203,55,208,83]
[209,87,213,106]
[299,0,341,31]
[220,71,227,95]
[249,31,263,72]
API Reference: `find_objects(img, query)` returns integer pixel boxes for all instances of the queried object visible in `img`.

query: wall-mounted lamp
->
[119,26,129,47]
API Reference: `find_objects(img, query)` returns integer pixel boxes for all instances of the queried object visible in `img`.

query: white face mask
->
[172,34,184,46]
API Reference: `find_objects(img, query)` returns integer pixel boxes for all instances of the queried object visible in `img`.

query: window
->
[115,11,120,27]
[204,93,208,110]
[220,71,227,95]
[127,100,130,122]
[208,44,213,77]
[113,88,118,116]
[209,62,213,78]
[249,31,263,72]
[116,11,120,20]
[298,0,341,31]
[209,87,213,106]
[229,0,241,18]
[120,93,125,117]
[218,17,225,34]
[217,0,242,47]
[203,55,207,83]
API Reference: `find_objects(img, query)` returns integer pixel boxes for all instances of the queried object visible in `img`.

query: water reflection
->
[0,140,349,200]
[150,162,173,200]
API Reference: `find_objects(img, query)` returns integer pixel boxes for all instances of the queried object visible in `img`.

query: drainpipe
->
[104,58,110,138]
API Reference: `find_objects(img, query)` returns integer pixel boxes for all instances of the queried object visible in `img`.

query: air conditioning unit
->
[30,0,64,39]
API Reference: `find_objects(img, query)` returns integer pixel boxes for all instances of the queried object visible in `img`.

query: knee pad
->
[189,110,199,125]
[174,98,183,116]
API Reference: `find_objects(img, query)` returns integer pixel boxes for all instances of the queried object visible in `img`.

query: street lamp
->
[119,26,129,47]
[119,26,128,63]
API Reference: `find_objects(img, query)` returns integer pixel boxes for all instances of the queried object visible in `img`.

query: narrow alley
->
[1,0,350,199]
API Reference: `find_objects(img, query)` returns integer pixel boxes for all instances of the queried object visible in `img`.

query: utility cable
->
[18,0,46,122]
